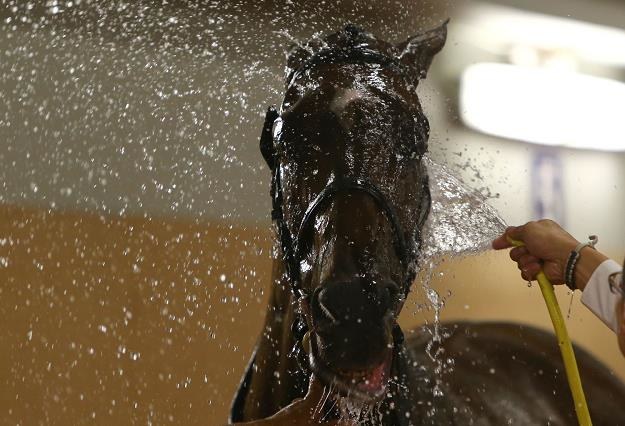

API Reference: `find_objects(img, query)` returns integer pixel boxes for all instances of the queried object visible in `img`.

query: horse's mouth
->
[308,334,393,402]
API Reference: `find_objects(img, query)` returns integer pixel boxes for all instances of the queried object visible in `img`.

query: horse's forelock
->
[284,25,398,87]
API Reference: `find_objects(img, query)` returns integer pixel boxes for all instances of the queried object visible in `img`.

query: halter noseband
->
[294,177,411,286]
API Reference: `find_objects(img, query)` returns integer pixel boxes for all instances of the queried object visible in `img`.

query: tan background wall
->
[1,204,622,425]
[0,205,272,425]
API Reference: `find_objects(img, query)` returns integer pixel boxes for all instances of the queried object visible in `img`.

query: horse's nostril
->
[312,279,399,328]
[312,287,339,325]
[318,289,339,324]
[310,280,395,372]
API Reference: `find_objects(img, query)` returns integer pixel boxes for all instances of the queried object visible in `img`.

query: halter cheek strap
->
[259,106,279,171]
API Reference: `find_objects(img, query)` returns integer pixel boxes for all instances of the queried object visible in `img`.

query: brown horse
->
[230,23,625,425]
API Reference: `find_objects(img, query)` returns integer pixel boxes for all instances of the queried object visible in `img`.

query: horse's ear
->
[395,20,448,81]
[260,106,279,171]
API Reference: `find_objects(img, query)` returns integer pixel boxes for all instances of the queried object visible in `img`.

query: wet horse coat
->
[231,24,625,425]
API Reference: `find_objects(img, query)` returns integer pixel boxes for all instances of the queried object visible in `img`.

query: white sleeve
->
[580,259,623,332]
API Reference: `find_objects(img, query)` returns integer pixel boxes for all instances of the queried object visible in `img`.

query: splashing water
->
[420,155,508,261]
[337,396,384,425]
[414,156,508,400]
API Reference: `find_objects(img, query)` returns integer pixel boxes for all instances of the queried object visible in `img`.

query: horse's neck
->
[236,257,309,421]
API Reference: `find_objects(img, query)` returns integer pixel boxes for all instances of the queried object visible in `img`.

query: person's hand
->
[492,219,579,285]
[233,374,343,425]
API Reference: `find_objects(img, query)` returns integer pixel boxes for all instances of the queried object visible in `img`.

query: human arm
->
[579,259,623,332]
[229,375,339,425]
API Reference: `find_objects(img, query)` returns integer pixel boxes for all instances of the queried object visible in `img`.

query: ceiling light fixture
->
[460,63,625,152]
[460,3,625,68]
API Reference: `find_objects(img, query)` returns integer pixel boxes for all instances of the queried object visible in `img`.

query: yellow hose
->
[507,238,592,426]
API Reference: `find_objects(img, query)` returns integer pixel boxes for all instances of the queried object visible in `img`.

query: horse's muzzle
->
[311,279,397,372]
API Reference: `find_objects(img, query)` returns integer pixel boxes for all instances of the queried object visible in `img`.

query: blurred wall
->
[0,205,273,424]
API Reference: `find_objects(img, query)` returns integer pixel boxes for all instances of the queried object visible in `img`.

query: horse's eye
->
[272,117,283,140]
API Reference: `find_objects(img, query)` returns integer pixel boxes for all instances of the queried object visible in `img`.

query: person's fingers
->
[509,246,528,262]
[492,226,517,249]
[506,224,525,242]
[492,224,531,250]
[520,263,541,281]
[492,234,512,250]
[517,254,540,269]
[255,375,337,425]
[284,376,324,414]
[520,269,533,281]
[542,263,565,285]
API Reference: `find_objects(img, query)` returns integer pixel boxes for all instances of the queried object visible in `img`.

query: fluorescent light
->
[460,63,625,151]
[460,3,625,68]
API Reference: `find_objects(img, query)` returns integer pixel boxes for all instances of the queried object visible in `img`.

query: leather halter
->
[260,106,430,303]
[230,40,432,425]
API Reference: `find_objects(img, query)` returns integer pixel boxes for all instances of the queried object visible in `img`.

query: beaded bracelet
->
[564,235,598,291]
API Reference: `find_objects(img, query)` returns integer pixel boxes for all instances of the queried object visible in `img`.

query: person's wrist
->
[554,238,579,269]
[572,247,608,291]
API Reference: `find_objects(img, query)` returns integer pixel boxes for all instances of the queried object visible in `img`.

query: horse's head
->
[260,23,447,401]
